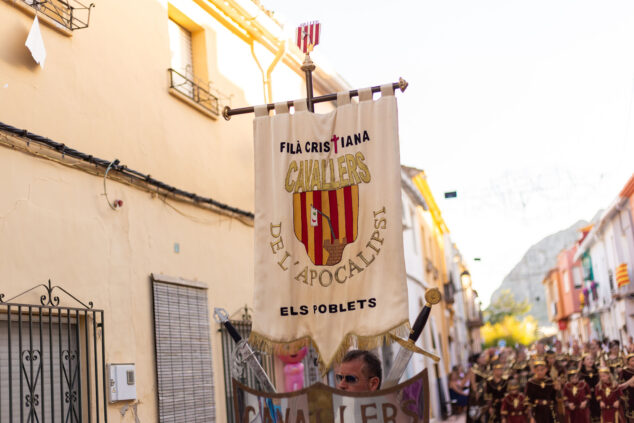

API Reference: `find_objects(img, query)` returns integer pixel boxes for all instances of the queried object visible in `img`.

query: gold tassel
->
[249,319,411,372]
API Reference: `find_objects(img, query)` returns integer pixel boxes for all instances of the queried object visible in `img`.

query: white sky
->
[267,0,634,307]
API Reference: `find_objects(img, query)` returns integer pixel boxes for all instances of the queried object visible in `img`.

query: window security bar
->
[0,280,107,423]
[22,0,94,31]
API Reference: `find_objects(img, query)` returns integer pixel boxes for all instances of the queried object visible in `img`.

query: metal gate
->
[0,280,107,423]
[219,307,275,423]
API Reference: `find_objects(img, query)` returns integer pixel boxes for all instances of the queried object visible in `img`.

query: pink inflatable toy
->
[277,347,308,392]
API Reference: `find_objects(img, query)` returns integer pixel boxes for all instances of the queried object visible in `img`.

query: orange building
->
[621,174,634,228]
[543,269,564,322]
[554,245,584,342]
[543,237,586,344]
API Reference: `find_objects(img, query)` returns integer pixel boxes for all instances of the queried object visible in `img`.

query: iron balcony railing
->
[168,68,220,116]
[467,310,484,328]
[22,0,94,31]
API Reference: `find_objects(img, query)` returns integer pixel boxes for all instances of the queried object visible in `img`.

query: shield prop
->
[233,369,430,423]
[293,186,358,266]
[296,21,321,54]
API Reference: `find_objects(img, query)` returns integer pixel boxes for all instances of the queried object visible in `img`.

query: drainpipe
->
[250,40,286,104]
[265,41,286,104]
[249,40,267,104]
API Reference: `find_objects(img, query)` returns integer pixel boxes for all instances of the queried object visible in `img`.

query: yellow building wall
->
[0,0,346,421]
[412,172,453,374]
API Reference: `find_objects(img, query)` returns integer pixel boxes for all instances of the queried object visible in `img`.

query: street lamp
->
[460,270,471,290]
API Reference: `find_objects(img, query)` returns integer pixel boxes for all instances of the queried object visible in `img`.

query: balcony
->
[465,305,484,328]
[443,280,455,304]
[168,68,220,117]
[425,258,439,281]
[20,0,93,31]
[467,315,484,329]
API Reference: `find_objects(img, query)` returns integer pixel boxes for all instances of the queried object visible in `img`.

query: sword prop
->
[213,308,277,393]
[383,288,442,388]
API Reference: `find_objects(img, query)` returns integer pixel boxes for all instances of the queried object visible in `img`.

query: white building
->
[397,169,449,422]
[575,192,634,343]
[444,239,471,368]
[393,168,482,419]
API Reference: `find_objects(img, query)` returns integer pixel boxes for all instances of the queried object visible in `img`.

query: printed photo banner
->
[251,85,409,368]
[232,369,430,423]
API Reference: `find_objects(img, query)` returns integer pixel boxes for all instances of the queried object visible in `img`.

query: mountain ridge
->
[489,219,590,327]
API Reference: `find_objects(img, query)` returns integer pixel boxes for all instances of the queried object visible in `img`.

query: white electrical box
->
[108,363,137,402]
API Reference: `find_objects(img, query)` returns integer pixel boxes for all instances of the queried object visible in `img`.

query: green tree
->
[481,315,538,348]
[484,289,531,324]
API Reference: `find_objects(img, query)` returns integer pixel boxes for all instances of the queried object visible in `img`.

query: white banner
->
[232,369,430,422]
[251,85,409,368]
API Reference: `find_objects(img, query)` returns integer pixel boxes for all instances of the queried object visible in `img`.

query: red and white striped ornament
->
[296,21,320,54]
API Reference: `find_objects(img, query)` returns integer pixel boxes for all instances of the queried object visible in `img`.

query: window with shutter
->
[152,276,216,423]
[168,18,193,79]
[168,18,194,99]
[0,318,78,422]
[165,7,219,116]
[0,282,106,423]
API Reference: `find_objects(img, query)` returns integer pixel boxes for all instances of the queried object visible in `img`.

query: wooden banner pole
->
[222,77,408,120]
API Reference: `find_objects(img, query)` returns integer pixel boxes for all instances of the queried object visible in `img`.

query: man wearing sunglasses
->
[335,349,382,392]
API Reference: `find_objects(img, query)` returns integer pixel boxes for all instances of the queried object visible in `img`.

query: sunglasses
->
[335,373,360,384]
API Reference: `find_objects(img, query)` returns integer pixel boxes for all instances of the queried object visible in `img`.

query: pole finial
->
[223,106,231,121]
[398,77,408,93]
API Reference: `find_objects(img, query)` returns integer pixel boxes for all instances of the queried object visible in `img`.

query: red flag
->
[296,21,320,54]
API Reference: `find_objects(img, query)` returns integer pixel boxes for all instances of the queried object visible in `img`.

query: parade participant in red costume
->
[526,359,559,423]
[545,350,565,421]
[562,368,590,423]
[501,379,528,423]
[596,366,625,423]
[619,353,634,422]
[606,340,625,378]
[468,352,490,423]
[485,363,509,423]
[570,340,583,367]
[590,341,602,367]
[512,349,530,391]
[580,353,601,423]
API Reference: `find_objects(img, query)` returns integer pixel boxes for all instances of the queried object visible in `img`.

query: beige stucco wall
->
[0,143,254,422]
[0,0,344,421]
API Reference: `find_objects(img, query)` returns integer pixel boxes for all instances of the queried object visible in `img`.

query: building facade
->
[0,1,346,422]
[543,174,634,347]
[574,175,634,344]
[0,1,484,422]
[399,169,448,422]
[399,166,482,420]
[556,245,584,342]
[542,245,584,344]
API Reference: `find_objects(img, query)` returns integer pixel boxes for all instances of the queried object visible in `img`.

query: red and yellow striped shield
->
[293,185,359,266]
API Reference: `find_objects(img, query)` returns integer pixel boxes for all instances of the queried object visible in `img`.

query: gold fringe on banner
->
[249,320,412,372]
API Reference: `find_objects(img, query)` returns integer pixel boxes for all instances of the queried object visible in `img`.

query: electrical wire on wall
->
[0,121,254,226]
[103,158,121,211]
